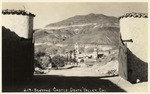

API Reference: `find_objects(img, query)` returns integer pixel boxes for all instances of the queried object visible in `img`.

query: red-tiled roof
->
[119,13,148,20]
[2,9,35,17]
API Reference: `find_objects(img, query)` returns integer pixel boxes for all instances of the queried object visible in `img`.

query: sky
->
[2,2,148,29]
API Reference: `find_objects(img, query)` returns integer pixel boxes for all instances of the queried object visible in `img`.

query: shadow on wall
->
[127,48,148,84]
[2,26,34,91]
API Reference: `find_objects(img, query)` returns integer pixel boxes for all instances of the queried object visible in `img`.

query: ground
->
[41,63,148,92]
[3,63,148,92]
[44,64,104,76]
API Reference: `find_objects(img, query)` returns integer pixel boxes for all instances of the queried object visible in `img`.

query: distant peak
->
[74,13,106,17]
[88,13,96,15]
[88,13,105,16]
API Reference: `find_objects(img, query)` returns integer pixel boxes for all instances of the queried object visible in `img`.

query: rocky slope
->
[34,13,120,54]
[35,13,119,44]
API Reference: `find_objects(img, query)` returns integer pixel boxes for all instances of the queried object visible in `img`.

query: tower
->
[119,13,148,62]
[74,42,79,62]
[2,9,36,87]
[93,48,98,59]
[119,13,148,83]
[74,42,79,54]
[2,9,35,39]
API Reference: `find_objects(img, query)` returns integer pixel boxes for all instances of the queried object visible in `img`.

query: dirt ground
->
[44,61,118,76]
[3,63,148,92]
[34,63,148,92]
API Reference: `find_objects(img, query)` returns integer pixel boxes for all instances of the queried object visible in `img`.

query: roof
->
[119,13,148,20]
[2,9,35,17]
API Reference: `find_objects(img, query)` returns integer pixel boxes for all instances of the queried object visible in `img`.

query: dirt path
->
[45,64,102,76]
[38,64,148,92]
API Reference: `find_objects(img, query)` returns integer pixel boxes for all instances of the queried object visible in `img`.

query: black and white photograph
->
[1,0,149,93]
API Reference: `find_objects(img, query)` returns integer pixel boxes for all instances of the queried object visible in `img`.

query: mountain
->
[34,13,119,54]
[45,13,119,27]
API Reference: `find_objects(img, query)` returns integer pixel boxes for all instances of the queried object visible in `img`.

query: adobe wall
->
[2,27,34,91]
[2,10,35,91]
[119,13,148,83]
[2,15,34,38]
[120,18,148,62]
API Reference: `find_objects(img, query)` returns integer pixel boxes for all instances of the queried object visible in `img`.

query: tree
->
[52,55,67,67]
[34,51,52,69]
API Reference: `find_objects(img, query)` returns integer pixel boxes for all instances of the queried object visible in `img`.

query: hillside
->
[34,13,119,54]
[62,26,119,45]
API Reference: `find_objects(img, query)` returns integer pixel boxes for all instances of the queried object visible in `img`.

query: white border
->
[0,0,149,94]
[1,0,149,2]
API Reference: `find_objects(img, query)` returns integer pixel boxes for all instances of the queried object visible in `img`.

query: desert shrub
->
[40,55,52,68]
[34,59,44,69]
[107,69,118,76]
[52,55,67,67]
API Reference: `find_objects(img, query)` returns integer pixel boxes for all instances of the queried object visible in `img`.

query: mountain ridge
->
[45,13,119,28]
